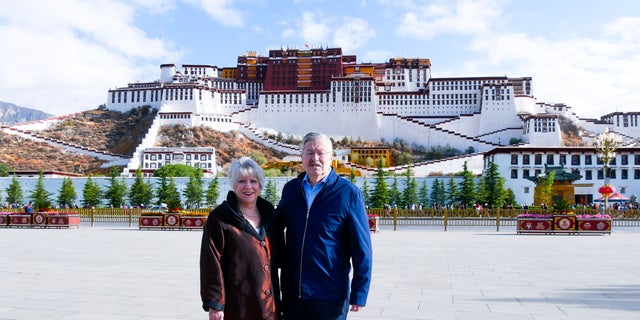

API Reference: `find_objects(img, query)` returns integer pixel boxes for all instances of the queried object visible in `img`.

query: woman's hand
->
[208,309,224,320]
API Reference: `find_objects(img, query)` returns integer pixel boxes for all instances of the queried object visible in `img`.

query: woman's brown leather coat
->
[200,191,282,320]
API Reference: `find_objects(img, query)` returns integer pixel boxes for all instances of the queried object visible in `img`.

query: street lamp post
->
[592,127,621,212]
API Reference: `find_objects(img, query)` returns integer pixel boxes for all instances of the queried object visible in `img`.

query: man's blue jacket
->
[276,169,372,306]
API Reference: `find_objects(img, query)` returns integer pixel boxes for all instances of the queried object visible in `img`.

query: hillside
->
[0,106,595,175]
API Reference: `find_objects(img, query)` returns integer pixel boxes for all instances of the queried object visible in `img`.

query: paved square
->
[1,224,639,319]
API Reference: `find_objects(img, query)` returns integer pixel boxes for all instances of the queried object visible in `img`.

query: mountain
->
[0,101,53,125]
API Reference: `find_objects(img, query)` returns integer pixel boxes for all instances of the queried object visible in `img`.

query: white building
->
[139,147,217,177]
[484,146,640,206]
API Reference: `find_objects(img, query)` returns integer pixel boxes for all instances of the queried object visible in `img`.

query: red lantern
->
[598,184,615,198]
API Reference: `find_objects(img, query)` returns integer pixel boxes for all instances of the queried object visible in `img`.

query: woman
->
[200,157,281,320]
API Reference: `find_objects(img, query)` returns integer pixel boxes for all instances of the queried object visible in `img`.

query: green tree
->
[263,178,280,204]
[105,167,127,208]
[458,161,477,208]
[401,167,418,207]
[0,162,11,177]
[349,168,357,183]
[484,162,507,208]
[156,176,170,206]
[429,178,446,208]
[5,175,23,205]
[396,151,412,165]
[388,174,400,206]
[30,171,52,210]
[57,177,77,208]
[183,170,204,208]
[476,177,488,206]
[534,170,555,206]
[164,177,182,210]
[154,164,201,178]
[418,179,429,207]
[129,168,153,208]
[82,175,102,208]
[250,150,267,165]
[361,179,370,207]
[446,176,459,206]
[205,176,220,207]
[370,159,389,208]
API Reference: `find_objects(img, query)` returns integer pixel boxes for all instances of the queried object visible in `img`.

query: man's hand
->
[350,304,364,312]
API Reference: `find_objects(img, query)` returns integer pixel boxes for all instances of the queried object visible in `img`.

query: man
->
[276,132,372,320]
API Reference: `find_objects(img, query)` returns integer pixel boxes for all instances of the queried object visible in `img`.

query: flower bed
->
[138,211,208,230]
[576,214,612,233]
[0,212,80,228]
[517,213,611,235]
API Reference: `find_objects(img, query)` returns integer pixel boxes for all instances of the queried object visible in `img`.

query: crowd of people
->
[200,132,373,320]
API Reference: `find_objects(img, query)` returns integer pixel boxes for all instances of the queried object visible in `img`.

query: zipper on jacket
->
[298,207,310,298]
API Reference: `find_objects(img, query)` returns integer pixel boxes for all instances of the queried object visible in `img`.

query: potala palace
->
[104,47,639,206]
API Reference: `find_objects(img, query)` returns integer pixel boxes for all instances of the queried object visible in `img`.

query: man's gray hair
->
[228,156,266,189]
[301,132,333,153]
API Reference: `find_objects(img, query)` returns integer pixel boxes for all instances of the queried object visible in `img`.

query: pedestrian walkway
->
[1,224,639,319]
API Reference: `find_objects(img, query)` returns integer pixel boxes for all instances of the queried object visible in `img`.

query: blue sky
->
[1,0,638,118]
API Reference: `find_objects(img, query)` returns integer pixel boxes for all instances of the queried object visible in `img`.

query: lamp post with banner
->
[592,127,621,212]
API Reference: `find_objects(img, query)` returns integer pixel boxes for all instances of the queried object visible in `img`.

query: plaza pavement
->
[1,223,640,320]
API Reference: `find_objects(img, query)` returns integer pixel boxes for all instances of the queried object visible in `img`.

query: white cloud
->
[394,0,504,39]
[0,0,179,115]
[332,18,376,53]
[465,28,640,118]
[188,0,245,28]
[298,11,333,46]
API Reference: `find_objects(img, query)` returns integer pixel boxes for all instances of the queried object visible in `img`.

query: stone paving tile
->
[2,224,640,319]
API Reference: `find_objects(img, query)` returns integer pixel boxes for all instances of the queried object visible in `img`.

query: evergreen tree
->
[57,177,77,208]
[30,171,52,210]
[156,176,170,206]
[263,178,280,204]
[128,168,153,208]
[437,179,446,206]
[388,174,400,207]
[361,179,370,207]
[475,177,488,207]
[458,161,477,208]
[183,169,204,208]
[484,162,507,208]
[349,168,357,183]
[5,174,23,206]
[164,177,182,210]
[446,176,459,206]
[429,178,441,208]
[418,179,429,207]
[401,167,418,208]
[205,176,220,207]
[505,188,517,207]
[0,162,11,177]
[370,159,389,208]
[82,175,102,208]
[105,166,127,208]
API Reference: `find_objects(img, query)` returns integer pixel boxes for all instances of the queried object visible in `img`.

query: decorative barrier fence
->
[0,212,80,228]
[2,208,639,231]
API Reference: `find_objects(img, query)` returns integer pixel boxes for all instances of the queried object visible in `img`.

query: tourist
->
[200,157,281,320]
[275,132,372,320]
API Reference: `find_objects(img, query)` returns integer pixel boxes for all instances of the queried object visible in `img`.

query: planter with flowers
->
[180,211,208,229]
[0,212,12,226]
[516,213,554,234]
[138,209,208,230]
[368,214,379,233]
[576,214,612,233]
[46,212,81,228]
[1,211,79,228]
[138,212,165,229]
